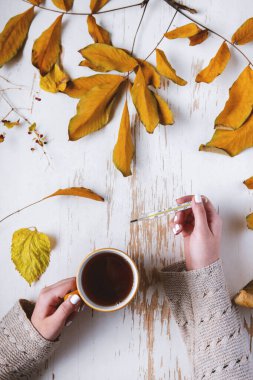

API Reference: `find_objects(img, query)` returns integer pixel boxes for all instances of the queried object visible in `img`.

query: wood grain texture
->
[0,0,253,379]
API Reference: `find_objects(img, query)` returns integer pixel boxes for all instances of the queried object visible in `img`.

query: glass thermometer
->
[130,201,192,223]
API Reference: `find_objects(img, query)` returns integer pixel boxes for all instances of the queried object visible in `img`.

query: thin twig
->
[21,0,147,16]
[0,93,48,158]
[163,0,253,66]
[131,0,149,55]
[0,199,44,224]
[0,74,28,88]
[144,9,178,61]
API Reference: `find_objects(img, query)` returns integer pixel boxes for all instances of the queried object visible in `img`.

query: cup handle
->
[64,289,80,302]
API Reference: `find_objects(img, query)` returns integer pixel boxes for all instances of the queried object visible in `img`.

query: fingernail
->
[81,304,85,311]
[175,224,180,232]
[194,194,202,203]
[173,224,180,235]
[174,214,178,222]
[70,294,81,305]
[66,320,72,327]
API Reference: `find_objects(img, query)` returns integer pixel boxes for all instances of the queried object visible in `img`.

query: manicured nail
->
[173,224,180,234]
[194,194,202,203]
[174,214,178,222]
[70,294,81,305]
[66,320,72,327]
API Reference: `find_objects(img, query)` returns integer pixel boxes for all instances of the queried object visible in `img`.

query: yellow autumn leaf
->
[90,0,109,13]
[79,59,109,72]
[156,49,187,86]
[0,7,35,67]
[79,43,138,73]
[154,93,174,125]
[52,0,74,11]
[87,15,111,45]
[113,101,134,177]
[44,187,104,201]
[40,64,69,93]
[234,280,253,307]
[131,67,159,133]
[243,177,253,189]
[64,74,123,98]
[0,134,5,143]
[2,119,20,128]
[11,228,51,285]
[199,112,253,157]
[32,15,63,76]
[196,42,230,84]
[164,23,201,39]
[215,66,253,130]
[136,59,161,89]
[29,122,36,132]
[246,213,253,230]
[189,29,208,46]
[232,18,253,45]
[69,76,125,140]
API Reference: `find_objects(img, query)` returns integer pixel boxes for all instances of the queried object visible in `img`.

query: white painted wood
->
[0,0,253,379]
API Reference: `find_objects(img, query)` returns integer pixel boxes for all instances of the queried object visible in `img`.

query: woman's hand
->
[170,194,222,271]
[31,278,83,341]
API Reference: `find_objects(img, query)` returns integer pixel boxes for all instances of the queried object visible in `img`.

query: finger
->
[176,195,193,204]
[50,294,82,329]
[36,278,77,318]
[43,277,76,293]
[172,223,183,235]
[191,194,208,231]
[203,197,222,235]
[174,211,186,225]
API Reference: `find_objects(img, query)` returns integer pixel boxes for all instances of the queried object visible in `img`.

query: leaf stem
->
[162,0,253,66]
[144,8,178,61]
[0,199,44,224]
[131,0,149,55]
[21,0,147,16]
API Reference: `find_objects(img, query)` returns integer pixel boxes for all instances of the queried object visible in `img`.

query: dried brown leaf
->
[87,15,111,44]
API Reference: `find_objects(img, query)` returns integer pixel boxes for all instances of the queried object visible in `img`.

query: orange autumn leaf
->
[136,59,161,88]
[29,0,44,4]
[52,0,74,11]
[131,67,159,133]
[64,74,123,98]
[0,7,35,67]
[165,23,201,39]
[154,93,174,125]
[244,177,253,189]
[44,187,104,202]
[195,42,230,84]
[90,0,109,13]
[215,66,253,130]
[246,213,253,230]
[79,43,138,73]
[87,15,111,44]
[232,18,253,45]
[32,15,63,76]
[234,280,253,307]
[40,64,69,93]
[68,76,125,140]
[199,113,253,157]
[189,29,208,46]
[113,101,134,177]
[156,49,187,86]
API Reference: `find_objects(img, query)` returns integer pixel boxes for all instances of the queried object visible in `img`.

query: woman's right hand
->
[170,194,222,271]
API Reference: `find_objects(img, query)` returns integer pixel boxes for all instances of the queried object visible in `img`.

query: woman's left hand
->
[31,278,83,341]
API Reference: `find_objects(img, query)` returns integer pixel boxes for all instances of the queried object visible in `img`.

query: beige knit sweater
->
[0,259,252,379]
[160,259,253,379]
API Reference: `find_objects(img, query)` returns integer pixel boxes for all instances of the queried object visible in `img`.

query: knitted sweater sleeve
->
[160,259,253,380]
[0,299,59,379]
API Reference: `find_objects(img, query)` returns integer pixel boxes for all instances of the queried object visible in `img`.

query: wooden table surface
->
[1,0,253,379]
